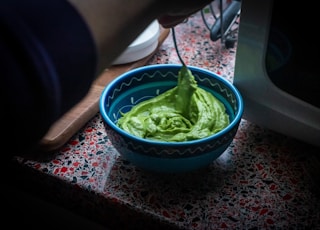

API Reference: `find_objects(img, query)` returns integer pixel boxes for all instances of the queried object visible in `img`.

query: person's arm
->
[68,0,213,74]
[1,0,213,158]
[67,0,159,74]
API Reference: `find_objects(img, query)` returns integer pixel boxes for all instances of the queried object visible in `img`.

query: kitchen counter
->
[8,11,320,229]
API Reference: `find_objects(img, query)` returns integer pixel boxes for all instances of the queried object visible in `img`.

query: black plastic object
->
[210,0,241,42]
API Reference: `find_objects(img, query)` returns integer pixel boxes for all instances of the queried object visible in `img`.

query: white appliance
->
[233,0,320,147]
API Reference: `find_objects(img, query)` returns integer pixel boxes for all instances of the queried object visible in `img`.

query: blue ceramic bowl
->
[99,64,243,173]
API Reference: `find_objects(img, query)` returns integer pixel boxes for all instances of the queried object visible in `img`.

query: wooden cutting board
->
[39,27,170,152]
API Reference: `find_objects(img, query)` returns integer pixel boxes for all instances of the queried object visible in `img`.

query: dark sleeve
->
[1,0,97,157]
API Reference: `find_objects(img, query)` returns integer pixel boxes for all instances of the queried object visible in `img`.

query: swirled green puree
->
[117,66,230,141]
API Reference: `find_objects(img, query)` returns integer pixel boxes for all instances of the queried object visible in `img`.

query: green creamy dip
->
[117,66,230,142]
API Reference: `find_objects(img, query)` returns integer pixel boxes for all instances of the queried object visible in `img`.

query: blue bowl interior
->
[104,65,241,125]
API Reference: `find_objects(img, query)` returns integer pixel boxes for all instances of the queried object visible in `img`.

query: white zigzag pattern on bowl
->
[195,74,237,106]
[108,70,238,122]
[106,71,177,107]
[124,132,234,157]
[106,70,236,107]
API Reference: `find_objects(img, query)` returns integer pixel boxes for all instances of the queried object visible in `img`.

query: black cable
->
[171,27,186,66]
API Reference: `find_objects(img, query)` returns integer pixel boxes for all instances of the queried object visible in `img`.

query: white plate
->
[112,20,160,65]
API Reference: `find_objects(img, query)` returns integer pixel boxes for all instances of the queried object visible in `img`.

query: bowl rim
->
[99,64,243,146]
